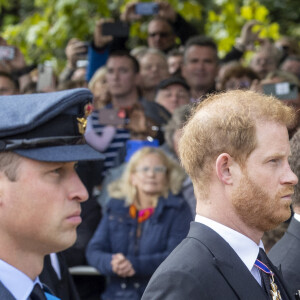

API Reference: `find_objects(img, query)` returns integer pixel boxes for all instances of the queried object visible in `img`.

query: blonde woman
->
[85,66,115,152]
[88,66,110,110]
[86,147,192,300]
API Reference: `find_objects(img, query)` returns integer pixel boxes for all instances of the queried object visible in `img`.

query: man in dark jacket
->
[142,90,297,300]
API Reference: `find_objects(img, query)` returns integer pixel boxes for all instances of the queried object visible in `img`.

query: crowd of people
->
[1,1,300,299]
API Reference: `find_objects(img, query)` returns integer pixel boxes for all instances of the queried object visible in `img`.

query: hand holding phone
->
[73,41,89,59]
[93,19,114,48]
[98,108,128,126]
[154,1,176,22]
[65,39,89,68]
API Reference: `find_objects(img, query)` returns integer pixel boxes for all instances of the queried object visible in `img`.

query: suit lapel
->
[188,222,268,299]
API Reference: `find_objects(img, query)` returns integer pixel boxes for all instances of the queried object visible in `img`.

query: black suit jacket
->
[0,281,15,300]
[269,217,300,295]
[142,222,292,300]
[39,253,80,300]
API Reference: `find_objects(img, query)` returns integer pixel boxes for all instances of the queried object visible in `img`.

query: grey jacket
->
[269,217,300,296]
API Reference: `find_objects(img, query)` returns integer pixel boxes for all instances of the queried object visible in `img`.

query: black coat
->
[142,222,293,300]
[39,253,80,300]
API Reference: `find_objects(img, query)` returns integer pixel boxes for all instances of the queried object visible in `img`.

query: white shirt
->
[293,213,300,222]
[0,259,42,300]
[195,215,263,285]
[50,253,61,279]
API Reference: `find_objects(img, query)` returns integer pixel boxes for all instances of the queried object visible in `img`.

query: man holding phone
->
[86,1,197,80]
[59,38,89,85]
[85,51,140,172]
[122,1,197,53]
[85,50,170,172]
[0,36,33,92]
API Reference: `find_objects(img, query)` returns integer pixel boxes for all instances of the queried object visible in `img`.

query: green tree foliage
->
[206,0,281,57]
[0,0,297,70]
[1,0,111,67]
[259,0,300,37]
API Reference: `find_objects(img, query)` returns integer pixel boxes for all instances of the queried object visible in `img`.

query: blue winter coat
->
[86,192,192,300]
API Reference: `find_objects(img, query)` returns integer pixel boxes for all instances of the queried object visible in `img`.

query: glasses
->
[148,32,172,38]
[135,165,167,174]
[160,90,190,100]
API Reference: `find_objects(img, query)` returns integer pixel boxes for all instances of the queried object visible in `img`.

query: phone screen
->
[262,82,299,100]
[37,63,54,92]
[0,46,15,60]
[98,108,126,126]
[102,22,129,37]
[135,3,159,15]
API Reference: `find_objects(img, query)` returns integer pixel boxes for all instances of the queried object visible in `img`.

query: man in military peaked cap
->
[0,88,103,299]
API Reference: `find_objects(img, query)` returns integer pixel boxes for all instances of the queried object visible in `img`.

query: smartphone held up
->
[262,82,299,100]
[135,2,159,15]
[37,62,55,92]
[0,46,15,60]
[98,108,129,126]
[102,22,130,38]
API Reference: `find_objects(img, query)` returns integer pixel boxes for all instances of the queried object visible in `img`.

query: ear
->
[215,153,234,185]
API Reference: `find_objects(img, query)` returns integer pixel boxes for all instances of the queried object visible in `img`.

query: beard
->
[231,172,293,232]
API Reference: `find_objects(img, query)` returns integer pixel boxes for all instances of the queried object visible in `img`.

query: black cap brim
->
[14,144,104,162]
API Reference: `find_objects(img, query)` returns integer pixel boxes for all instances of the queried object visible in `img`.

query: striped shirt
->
[90,109,130,174]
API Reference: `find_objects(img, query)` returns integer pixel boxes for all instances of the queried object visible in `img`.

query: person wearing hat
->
[0,88,103,299]
[154,76,191,114]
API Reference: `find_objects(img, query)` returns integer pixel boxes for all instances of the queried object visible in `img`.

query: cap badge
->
[77,103,93,135]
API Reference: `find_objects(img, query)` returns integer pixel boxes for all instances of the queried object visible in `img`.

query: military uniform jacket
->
[142,222,293,300]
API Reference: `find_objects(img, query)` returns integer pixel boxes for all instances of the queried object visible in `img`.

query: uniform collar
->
[0,259,42,300]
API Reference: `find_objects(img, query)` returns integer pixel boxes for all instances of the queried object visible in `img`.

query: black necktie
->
[30,283,47,300]
[256,248,282,300]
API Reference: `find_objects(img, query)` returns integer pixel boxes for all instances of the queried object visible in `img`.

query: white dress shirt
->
[0,259,42,300]
[293,213,300,222]
[50,253,61,279]
[195,215,263,285]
